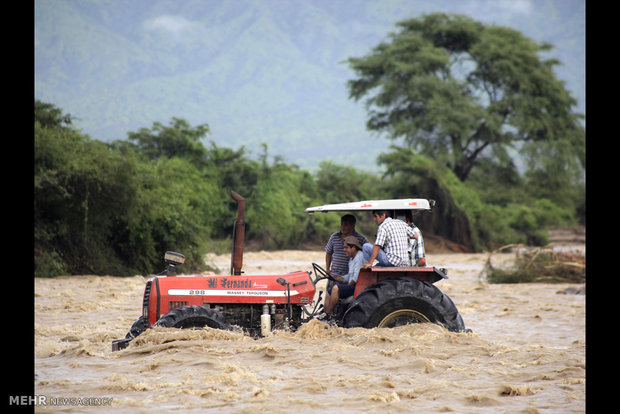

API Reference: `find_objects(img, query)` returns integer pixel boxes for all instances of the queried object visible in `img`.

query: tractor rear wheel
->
[342,277,465,332]
[154,305,232,331]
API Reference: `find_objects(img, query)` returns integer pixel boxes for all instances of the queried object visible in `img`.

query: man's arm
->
[406,224,416,239]
[349,252,364,284]
[325,252,332,274]
[362,245,381,269]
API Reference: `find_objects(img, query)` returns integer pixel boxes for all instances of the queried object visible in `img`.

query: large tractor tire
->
[125,316,147,339]
[342,277,466,332]
[154,305,232,331]
[112,316,148,351]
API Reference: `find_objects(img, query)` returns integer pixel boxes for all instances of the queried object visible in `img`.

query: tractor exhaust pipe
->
[230,191,246,275]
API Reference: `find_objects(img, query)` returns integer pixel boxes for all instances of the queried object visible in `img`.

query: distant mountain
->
[34,0,584,172]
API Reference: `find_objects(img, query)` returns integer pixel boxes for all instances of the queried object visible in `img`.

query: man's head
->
[403,210,414,225]
[343,235,362,258]
[340,214,357,236]
[372,210,388,226]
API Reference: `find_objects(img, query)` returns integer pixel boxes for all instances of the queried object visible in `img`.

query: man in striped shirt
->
[325,214,369,277]
[362,210,416,268]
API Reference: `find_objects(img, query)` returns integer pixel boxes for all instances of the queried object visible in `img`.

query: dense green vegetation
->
[35,101,343,277]
[35,100,582,277]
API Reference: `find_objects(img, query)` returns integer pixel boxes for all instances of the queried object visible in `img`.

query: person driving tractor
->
[322,235,364,317]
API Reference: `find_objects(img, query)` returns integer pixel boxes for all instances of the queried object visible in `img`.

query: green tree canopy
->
[35,103,223,276]
[347,13,585,183]
[35,100,74,129]
[127,117,210,166]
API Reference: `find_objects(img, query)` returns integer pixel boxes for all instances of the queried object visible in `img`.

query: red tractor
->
[112,191,466,351]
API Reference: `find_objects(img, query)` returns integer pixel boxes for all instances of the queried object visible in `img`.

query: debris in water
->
[482,245,585,284]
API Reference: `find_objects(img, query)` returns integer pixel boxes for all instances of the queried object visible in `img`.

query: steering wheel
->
[311,262,338,284]
[303,263,338,318]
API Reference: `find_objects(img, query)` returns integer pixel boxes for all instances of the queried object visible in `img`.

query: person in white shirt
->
[404,211,426,266]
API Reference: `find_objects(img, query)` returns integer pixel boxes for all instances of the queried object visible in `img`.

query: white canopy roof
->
[305,198,432,214]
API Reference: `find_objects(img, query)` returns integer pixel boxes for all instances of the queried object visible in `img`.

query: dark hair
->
[372,210,389,218]
[404,210,413,223]
[341,214,356,225]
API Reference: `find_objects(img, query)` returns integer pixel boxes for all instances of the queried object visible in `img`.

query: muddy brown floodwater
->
[35,248,585,413]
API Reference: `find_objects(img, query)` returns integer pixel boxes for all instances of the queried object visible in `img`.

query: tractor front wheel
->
[342,277,466,332]
[154,305,232,331]
[125,315,147,339]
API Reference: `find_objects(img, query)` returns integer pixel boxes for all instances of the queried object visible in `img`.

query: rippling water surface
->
[35,250,585,413]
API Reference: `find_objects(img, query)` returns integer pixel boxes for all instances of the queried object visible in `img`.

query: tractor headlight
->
[164,251,185,266]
